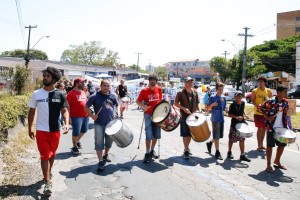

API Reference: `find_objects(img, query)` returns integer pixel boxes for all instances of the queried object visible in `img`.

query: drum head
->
[186,113,206,126]
[106,119,122,136]
[152,102,170,123]
[275,128,297,139]
[235,123,253,133]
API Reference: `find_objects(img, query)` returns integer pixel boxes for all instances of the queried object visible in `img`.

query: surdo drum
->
[235,123,253,138]
[105,119,134,148]
[152,100,180,132]
[186,112,211,142]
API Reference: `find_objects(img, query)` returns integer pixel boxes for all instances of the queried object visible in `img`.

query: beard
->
[150,82,156,86]
[78,85,84,90]
[43,80,52,86]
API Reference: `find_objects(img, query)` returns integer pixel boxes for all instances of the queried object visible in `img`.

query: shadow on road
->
[218,158,249,170]
[246,150,266,159]
[0,180,50,200]
[55,152,79,160]
[159,155,217,168]
[248,169,293,187]
[88,123,94,130]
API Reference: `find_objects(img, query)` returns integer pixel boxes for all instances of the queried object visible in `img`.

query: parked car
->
[210,85,238,101]
[210,81,216,86]
[288,88,300,99]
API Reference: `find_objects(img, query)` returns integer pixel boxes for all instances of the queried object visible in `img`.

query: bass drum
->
[152,100,180,132]
[186,112,211,142]
[274,128,296,144]
[105,119,134,148]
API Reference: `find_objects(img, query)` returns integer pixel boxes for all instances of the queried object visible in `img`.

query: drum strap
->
[184,89,194,112]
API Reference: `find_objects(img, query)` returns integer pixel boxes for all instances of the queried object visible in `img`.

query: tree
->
[209,56,231,82]
[155,66,167,81]
[60,41,120,66]
[1,49,48,60]
[249,35,300,73]
[128,64,149,73]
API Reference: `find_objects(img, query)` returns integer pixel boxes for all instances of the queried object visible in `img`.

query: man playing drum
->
[84,79,119,171]
[227,91,251,162]
[260,84,289,173]
[206,82,226,160]
[136,74,162,163]
[115,79,129,118]
[174,77,200,159]
[251,75,272,151]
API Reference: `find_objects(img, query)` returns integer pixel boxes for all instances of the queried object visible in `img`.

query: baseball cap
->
[74,77,86,84]
[184,77,193,82]
[234,91,243,96]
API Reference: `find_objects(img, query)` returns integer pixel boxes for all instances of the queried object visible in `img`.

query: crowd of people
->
[27,66,291,196]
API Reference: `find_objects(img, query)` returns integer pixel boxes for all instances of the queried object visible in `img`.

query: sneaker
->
[206,141,212,154]
[184,148,192,155]
[240,154,251,162]
[43,181,52,196]
[215,151,223,160]
[71,146,80,155]
[227,151,234,159]
[150,150,159,159]
[77,142,82,149]
[97,160,106,172]
[143,153,151,163]
[103,154,111,162]
[183,150,190,160]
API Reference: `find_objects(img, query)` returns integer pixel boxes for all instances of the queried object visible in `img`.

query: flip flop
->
[266,166,274,173]
[274,164,287,170]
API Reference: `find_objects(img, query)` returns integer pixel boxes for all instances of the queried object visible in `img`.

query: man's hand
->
[237,116,244,121]
[63,125,69,134]
[91,114,98,121]
[142,105,149,112]
[28,130,35,140]
[211,101,218,107]
[184,108,191,115]
[267,116,275,122]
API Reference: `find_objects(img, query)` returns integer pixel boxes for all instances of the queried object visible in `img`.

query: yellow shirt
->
[253,87,272,115]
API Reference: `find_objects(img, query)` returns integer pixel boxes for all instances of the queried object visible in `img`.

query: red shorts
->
[36,130,60,160]
[254,114,265,128]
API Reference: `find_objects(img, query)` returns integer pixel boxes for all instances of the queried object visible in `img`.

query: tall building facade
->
[277,10,300,39]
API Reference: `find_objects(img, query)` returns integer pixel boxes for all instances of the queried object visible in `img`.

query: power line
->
[14,0,26,47]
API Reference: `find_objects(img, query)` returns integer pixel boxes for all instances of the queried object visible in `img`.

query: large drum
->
[152,100,180,132]
[186,112,211,142]
[274,128,296,144]
[105,119,134,148]
[235,123,253,138]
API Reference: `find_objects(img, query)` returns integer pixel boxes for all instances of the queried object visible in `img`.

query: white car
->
[210,85,239,101]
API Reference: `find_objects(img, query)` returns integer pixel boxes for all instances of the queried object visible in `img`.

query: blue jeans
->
[144,113,161,140]
[94,123,113,151]
[71,117,89,136]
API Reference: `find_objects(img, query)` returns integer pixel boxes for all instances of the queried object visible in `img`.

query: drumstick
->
[96,107,102,116]
[246,109,254,115]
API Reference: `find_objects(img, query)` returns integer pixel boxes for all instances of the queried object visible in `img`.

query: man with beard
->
[67,77,89,155]
[28,67,69,196]
[136,74,162,163]
[84,79,119,171]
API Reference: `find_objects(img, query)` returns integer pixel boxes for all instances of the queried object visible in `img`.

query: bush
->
[13,65,31,95]
[0,94,30,141]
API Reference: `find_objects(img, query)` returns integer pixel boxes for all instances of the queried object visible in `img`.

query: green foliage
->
[60,41,120,66]
[249,35,300,73]
[0,95,30,140]
[13,66,31,95]
[155,66,167,80]
[128,64,149,73]
[209,56,231,82]
[1,49,48,60]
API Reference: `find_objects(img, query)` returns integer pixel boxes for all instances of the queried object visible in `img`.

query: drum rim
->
[186,112,206,127]
[151,100,171,123]
[105,118,123,136]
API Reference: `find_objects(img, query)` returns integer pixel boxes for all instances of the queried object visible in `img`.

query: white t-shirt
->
[273,111,284,129]
[28,88,68,132]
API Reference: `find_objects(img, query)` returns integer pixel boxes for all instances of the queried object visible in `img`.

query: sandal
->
[266,166,274,173]
[274,164,287,170]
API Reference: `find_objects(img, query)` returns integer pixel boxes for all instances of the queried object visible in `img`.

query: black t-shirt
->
[229,101,245,128]
[118,85,127,98]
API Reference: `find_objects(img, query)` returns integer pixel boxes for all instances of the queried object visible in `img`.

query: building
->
[145,64,155,73]
[277,10,300,39]
[166,59,216,82]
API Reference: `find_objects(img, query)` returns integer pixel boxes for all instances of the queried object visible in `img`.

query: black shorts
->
[267,131,287,148]
[180,117,191,137]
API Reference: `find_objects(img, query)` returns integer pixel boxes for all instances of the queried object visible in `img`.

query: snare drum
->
[186,112,211,142]
[105,119,134,148]
[274,128,296,144]
[235,123,254,138]
[152,100,180,132]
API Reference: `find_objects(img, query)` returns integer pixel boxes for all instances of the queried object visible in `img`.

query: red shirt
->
[137,86,162,114]
[66,90,88,117]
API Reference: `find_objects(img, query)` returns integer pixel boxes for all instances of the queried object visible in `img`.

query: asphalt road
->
[46,103,300,200]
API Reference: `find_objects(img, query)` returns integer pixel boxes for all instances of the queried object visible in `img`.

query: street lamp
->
[31,35,50,49]
[221,39,240,52]
[25,35,50,67]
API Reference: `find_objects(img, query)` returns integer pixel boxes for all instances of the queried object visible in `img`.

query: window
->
[296,17,300,21]
[296,27,300,32]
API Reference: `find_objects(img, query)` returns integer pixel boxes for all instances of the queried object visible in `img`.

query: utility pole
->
[221,51,230,60]
[136,52,142,72]
[238,27,254,96]
[25,25,37,68]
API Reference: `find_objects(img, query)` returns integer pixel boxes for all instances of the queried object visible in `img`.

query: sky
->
[0,0,299,69]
